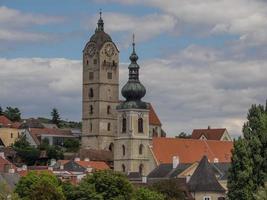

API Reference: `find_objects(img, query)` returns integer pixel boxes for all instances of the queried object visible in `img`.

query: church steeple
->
[97,9,104,31]
[119,35,148,110]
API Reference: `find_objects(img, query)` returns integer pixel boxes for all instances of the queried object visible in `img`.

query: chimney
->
[0,152,5,159]
[142,176,147,183]
[50,159,56,166]
[213,158,219,163]
[8,168,15,174]
[208,126,211,129]
[172,156,179,169]
[22,164,27,171]
[60,164,64,170]
[74,157,80,162]
[84,158,90,162]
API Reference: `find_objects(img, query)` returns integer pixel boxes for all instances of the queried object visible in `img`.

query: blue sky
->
[1,0,267,137]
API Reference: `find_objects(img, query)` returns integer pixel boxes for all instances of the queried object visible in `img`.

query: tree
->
[149,179,185,200]
[0,106,3,115]
[3,107,21,122]
[63,138,80,152]
[67,170,133,200]
[227,138,254,200]
[175,132,190,139]
[13,135,40,165]
[0,181,20,200]
[51,108,61,126]
[15,171,65,200]
[254,185,267,200]
[39,138,64,160]
[133,187,165,200]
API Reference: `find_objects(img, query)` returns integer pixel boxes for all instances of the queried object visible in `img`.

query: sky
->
[1,0,267,138]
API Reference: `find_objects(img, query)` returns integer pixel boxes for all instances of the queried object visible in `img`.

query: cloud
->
[98,0,267,46]
[88,12,178,44]
[0,6,64,42]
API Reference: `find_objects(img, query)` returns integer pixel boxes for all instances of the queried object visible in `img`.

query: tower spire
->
[97,9,104,31]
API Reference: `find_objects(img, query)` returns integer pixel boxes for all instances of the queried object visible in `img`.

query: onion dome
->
[87,10,112,50]
[118,35,148,110]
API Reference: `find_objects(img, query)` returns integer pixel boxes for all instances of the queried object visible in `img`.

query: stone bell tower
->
[82,11,119,150]
[114,36,152,176]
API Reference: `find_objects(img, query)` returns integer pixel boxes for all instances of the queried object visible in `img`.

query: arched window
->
[139,164,144,176]
[89,88,94,98]
[138,118,143,133]
[107,105,111,114]
[107,123,111,131]
[122,118,126,133]
[90,105,93,114]
[122,164,126,172]
[122,145,126,156]
[109,143,114,152]
[139,144,144,155]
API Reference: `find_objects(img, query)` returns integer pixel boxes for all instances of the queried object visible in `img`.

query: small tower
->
[114,35,151,176]
[82,11,119,150]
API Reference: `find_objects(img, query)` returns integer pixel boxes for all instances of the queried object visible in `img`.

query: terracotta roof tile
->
[148,103,161,126]
[76,161,109,170]
[152,137,233,164]
[0,156,17,172]
[0,116,12,127]
[191,128,226,140]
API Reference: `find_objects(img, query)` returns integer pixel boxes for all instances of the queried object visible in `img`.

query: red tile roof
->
[58,160,109,170]
[0,115,12,127]
[0,156,17,172]
[148,104,161,126]
[152,137,233,164]
[191,128,226,140]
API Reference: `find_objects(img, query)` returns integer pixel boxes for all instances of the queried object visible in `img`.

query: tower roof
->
[87,11,112,50]
[188,155,226,193]
[118,35,148,110]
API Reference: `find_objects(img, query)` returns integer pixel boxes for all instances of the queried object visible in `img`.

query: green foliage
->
[63,138,80,152]
[133,187,165,200]
[175,132,190,139]
[149,179,185,200]
[0,181,20,200]
[227,138,254,200]
[0,106,3,115]
[51,108,61,126]
[254,185,267,200]
[3,107,21,122]
[13,135,40,166]
[63,170,133,200]
[39,138,64,160]
[15,171,65,200]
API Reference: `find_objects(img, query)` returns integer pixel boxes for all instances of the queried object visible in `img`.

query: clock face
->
[86,44,96,57]
[104,44,115,57]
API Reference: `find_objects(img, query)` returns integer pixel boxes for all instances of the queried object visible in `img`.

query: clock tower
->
[82,12,119,150]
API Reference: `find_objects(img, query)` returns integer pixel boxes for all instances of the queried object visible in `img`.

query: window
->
[203,197,211,200]
[138,118,143,133]
[94,59,97,64]
[11,133,13,138]
[89,72,94,80]
[107,105,111,114]
[107,123,111,131]
[139,144,144,155]
[122,118,126,133]
[90,105,93,114]
[86,60,89,65]
[107,72,112,79]
[89,88,94,98]
[109,143,114,152]
[139,164,144,176]
[90,123,92,132]
[103,60,106,66]
[122,145,126,156]
[122,164,126,172]
[112,60,116,67]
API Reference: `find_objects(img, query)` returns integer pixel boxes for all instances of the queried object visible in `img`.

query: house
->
[191,127,232,141]
[188,156,226,200]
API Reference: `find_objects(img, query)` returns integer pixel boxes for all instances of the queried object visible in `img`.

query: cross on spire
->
[97,9,104,31]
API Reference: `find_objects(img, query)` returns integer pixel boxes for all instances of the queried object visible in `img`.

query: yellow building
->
[0,128,21,147]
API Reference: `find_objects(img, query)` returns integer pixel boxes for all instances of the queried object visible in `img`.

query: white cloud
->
[0,6,64,42]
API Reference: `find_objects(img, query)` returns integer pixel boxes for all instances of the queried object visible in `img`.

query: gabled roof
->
[188,156,226,193]
[148,163,192,179]
[78,149,113,162]
[0,156,17,172]
[148,103,161,126]
[0,116,12,127]
[152,137,233,164]
[191,128,227,140]
[19,118,44,129]
[56,160,109,171]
